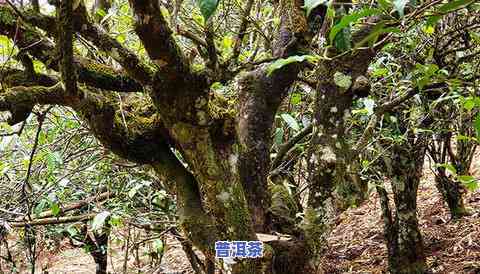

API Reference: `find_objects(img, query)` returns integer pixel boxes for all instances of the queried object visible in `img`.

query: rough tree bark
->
[305,28,375,261]
[0,1,320,273]
[428,132,472,219]
[380,135,427,274]
[434,172,468,219]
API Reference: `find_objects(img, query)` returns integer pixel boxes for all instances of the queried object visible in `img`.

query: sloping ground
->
[42,234,196,274]
[320,167,480,273]
[42,178,480,274]
[5,161,479,273]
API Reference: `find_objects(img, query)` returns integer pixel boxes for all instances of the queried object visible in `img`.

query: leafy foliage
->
[267,55,318,76]
[196,0,219,21]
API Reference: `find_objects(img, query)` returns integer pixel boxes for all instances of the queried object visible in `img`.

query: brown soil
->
[319,157,480,274]
[3,160,480,274]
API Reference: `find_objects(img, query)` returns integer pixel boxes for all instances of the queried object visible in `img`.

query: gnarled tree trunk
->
[379,136,427,274]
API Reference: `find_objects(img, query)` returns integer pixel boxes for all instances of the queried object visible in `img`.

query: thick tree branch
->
[1,69,216,261]
[204,21,219,76]
[152,151,218,259]
[71,2,154,85]
[236,0,313,231]
[0,70,169,164]
[57,0,78,96]
[0,4,143,93]
[128,0,190,77]
[7,1,150,86]
[0,83,68,111]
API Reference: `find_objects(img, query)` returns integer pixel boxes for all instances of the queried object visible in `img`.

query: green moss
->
[269,183,298,222]
[207,91,236,120]
[77,61,142,92]
[169,122,183,140]
[0,6,15,25]
[222,183,255,240]
[179,214,216,255]
[85,62,118,76]
[303,206,328,255]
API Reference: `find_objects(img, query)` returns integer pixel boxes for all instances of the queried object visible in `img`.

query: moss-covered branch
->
[127,0,195,87]
[152,152,218,260]
[14,1,153,86]
[57,0,78,96]
[0,69,166,164]
[0,83,66,109]
[1,69,216,266]
[71,2,154,85]
[0,4,143,93]
[9,213,97,227]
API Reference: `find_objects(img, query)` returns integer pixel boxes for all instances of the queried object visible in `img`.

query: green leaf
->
[435,163,457,175]
[210,82,223,91]
[471,32,480,44]
[456,134,477,143]
[463,97,476,111]
[393,0,408,17]
[361,159,370,169]
[65,225,79,237]
[274,127,284,146]
[414,63,439,90]
[96,8,107,18]
[108,215,122,227]
[290,93,302,105]
[153,239,164,254]
[372,67,389,77]
[51,203,61,217]
[426,15,442,27]
[221,35,234,50]
[92,211,111,232]
[334,24,352,51]
[303,0,328,17]
[474,113,480,138]
[46,151,62,172]
[34,199,48,215]
[457,175,478,191]
[355,22,400,48]
[0,163,8,177]
[378,0,391,10]
[196,0,219,21]
[333,71,352,90]
[281,113,300,132]
[438,0,475,13]
[329,8,381,45]
[267,55,318,76]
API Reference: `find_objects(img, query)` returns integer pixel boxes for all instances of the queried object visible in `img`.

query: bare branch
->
[15,191,114,221]
[271,124,313,170]
[231,0,254,63]
[8,213,97,227]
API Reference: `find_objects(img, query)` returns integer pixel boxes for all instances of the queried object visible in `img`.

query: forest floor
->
[319,163,480,274]
[3,158,480,274]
